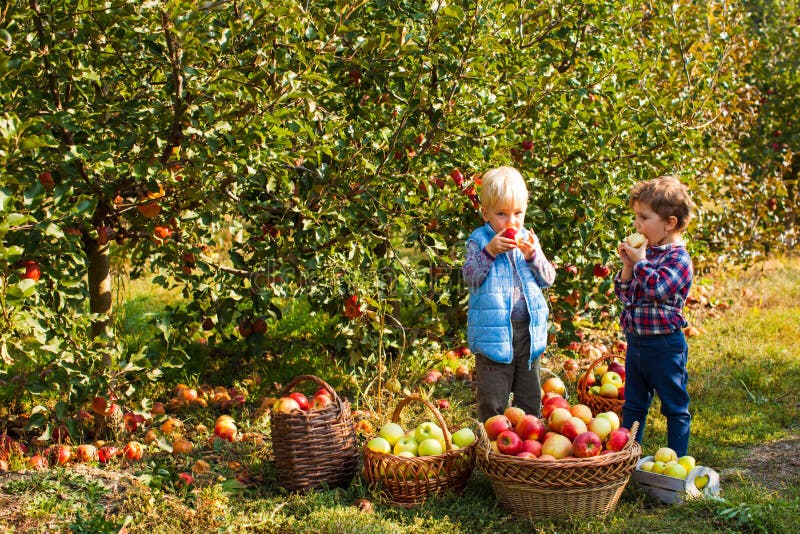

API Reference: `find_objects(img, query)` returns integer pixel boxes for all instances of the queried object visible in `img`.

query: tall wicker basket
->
[361,395,476,507]
[476,421,641,519]
[577,353,626,417]
[270,375,358,492]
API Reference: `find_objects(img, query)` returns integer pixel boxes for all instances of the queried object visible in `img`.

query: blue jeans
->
[622,330,691,456]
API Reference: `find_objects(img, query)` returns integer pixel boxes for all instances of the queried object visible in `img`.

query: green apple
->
[639,460,655,472]
[600,371,623,388]
[393,436,418,456]
[414,421,444,444]
[588,385,601,396]
[378,422,405,446]
[366,437,391,454]
[396,450,415,458]
[654,446,678,464]
[678,455,696,472]
[451,427,476,448]
[417,438,444,456]
[651,460,667,474]
[663,462,688,479]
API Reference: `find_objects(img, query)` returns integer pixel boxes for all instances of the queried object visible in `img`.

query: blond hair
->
[479,166,529,209]
[629,175,694,231]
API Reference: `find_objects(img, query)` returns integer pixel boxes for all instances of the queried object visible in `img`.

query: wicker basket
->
[476,421,641,519]
[577,353,626,417]
[270,375,358,492]
[361,395,477,507]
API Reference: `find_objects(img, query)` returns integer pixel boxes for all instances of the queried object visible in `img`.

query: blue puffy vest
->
[466,223,550,365]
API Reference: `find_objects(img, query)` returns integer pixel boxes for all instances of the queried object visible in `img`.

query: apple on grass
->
[572,431,603,458]
[484,414,513,441]
[515,414,546,442]
[378,422,405,447]
[496,430,523,455]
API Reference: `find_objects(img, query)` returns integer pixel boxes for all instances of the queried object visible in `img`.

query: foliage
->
[0,1,797,418]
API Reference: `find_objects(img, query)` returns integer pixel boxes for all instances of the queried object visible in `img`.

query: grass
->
[2,257,800,533]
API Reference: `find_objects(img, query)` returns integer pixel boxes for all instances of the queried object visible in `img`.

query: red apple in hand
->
[501,225,517,240]
[496,430,523,455]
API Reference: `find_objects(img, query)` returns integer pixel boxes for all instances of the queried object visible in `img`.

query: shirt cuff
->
[481,247,496,261]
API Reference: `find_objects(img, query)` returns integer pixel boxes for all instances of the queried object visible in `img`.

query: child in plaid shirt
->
[615,175,694,456]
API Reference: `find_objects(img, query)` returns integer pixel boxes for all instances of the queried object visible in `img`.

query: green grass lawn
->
[2,257,799,533]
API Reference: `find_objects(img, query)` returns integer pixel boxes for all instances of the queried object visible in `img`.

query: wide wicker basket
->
[361,395,477,507]
[270,375,358,492]
[577,353,626,417]
[476,421,641,519]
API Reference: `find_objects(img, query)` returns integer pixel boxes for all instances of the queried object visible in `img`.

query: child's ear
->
[480,207,488,221]
[665,215,679,232]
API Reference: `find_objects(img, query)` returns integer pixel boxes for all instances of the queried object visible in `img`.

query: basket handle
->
[280,374,346,419]
[623,421,640,451]
[390,394,453,452]
[473,416,494,463]
[577,352,625,393]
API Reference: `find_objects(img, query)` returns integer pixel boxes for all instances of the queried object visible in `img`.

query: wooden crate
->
[631,456,720,504]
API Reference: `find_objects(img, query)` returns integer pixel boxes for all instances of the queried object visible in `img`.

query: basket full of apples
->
[476,400,641,519]
[269,375,359,492]
[361,395,477,507]
[577,353,626,417]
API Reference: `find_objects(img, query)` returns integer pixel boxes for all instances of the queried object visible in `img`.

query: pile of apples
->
[271,387,335,414]
[638,446,699,482]
[365,421,476,458]
[484,394,631,460]
[581,359,626,400]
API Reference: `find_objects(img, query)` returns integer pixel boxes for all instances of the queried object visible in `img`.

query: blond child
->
[462,166,555,421]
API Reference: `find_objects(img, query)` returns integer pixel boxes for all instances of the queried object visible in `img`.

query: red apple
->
[52,444,72,465]
[75,444,98,462]
[572,431,603,458]
[501,225,517,240]
[580,370,596,388]
[27,454,48,470]
[496,430,523,455]
[503,406,526,427]
[560,416,588,441]
[541,433,572,459]
[516,451,537,459]
[541,391,564,404]
[123,441,143,461]
[484,414,513,441]
[542,376,566,396]
[311,393,333,410]
[313,387,333,399]
[272,396,301,414]
[570,404,594,424]
[436,398,450,411]
[521,439,542,457]
[214,417,238,442]
[541,395,570,419]
[24,262,41,281]
[605,428,630,452]
[288,392,310,410]
[607,361,626,381]
[593,264,610,278]
[515,414,546,442]
[617,385,625,400]
[0,434,27,458]
[98,445,119,463]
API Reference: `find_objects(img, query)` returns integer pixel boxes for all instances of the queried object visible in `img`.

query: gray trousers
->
[475,320,542,421]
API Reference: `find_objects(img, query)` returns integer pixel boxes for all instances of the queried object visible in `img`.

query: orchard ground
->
[1,256,799,533]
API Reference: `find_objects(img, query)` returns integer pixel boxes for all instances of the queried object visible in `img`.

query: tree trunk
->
[86,237,112,350]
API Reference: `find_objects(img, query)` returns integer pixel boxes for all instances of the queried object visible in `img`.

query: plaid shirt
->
[614,242,693,335]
